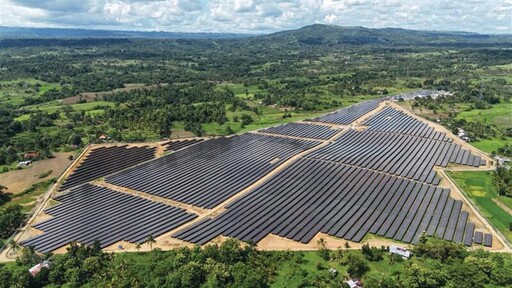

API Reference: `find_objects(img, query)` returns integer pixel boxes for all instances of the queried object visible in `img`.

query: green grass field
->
[448,171,512,243]
[0,79,61,106]
[470,137,512,153]
[271,250,405,287]
[456,102,512,130]
[16,101,115,121]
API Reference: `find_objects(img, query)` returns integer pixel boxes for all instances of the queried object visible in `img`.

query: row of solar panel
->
[309,99,382,125]
[306,129,483,184]
[173,158,471,246]
[21,184,196,253]
[163,139,204,152]
[364,106,452,142]
[59,146,156,191]
[471,230,493,247]
[258,122,341,140]
[106,134,319,208]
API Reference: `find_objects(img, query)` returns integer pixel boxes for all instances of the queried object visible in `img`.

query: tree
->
[0,185,9,205]
[0,206,24,238]
[69,134,82,146]
[8,239,20,255]
[317,238,330,260]
[401,261,448,288]
[146,235,156,251]
[346,253,370,278]
[240,114,254,126]
[135,243,141,251]
[5,146,18,164]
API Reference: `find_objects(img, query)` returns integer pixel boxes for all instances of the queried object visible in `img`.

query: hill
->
[261,24,512,46]
[0,26,252,39]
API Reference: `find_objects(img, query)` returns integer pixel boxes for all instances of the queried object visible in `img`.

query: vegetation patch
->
[448,171,512,243]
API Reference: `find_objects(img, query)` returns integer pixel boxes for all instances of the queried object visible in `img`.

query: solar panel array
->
[306,129,483,184]
[59,145,156,191]
[106,134,319,208]
[259,122,341,140]
[163,139,204,152]
[483,233,493,247]
[24,93,492,252]
[363,107,452,142]
[310,99,381,125]
[174,158,469,245]
[21,184,196,253]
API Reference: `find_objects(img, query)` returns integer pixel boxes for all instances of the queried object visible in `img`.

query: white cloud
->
[0,0,510,34]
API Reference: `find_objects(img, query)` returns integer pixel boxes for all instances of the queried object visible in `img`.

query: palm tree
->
[135,243,141,251]
[7,239,20,255]
[316,238,327,249]
[344,241,351,250]
[146,235,156,251]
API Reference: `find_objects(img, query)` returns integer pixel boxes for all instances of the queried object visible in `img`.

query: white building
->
[389,245,412,259]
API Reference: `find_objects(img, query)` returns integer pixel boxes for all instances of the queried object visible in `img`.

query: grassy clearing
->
[0,78,61,105]
[216,83,264,99]
[448,171,512,243]
[455,102,512,130]
[3,179,54,213]
[172,95,381,137]
[15,101,115,121]
[470,137,512,153]
[271,250,405,287]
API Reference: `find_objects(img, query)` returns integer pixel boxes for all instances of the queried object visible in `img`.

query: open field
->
[471,137,512,154]
[0,78,61,105]
[0,152,74,194]
[8,91,507,259]
[271,250,406,287]
[61,83,161,104]
[4,180,55,213]
[448,171,512,244]
[455,102,512,130]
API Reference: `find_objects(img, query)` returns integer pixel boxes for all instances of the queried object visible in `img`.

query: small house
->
[24,151,39,159]
[17,160,32,167]
[29,260,50,277]
[346,279,363,288]
[389,245,411,259]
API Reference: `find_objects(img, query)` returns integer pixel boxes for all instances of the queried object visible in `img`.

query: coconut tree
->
[7,239,20,255]
[146,235,156,251]
[316,238,327,249]
[135,243,141,251]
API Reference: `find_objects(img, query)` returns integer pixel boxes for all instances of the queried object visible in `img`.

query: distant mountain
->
[0,26,252,39]
[261,24,512,46]
[0,24,510,47]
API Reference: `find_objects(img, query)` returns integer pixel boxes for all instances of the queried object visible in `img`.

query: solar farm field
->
[106,134,319,208]
[59,145,157,191]
[16,93,506,254]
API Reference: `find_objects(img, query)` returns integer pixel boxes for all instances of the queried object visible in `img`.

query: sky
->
[0,0,510,34]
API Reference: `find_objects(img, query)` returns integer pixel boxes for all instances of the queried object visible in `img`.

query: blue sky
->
[0,0,510,34]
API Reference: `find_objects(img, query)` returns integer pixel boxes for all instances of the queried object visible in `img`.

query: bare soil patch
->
[0,152,74,194]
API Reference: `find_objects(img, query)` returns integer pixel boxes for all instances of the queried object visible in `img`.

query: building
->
[29,260,50,277]
[389,245,412,259]
[17,160,32,167]
[23,151,39,159]
[346,279,363,288]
